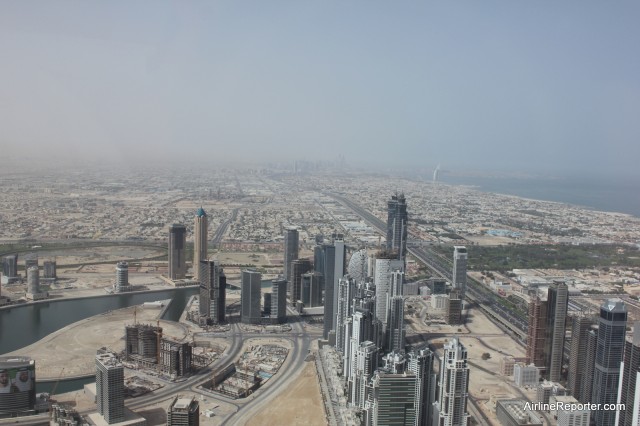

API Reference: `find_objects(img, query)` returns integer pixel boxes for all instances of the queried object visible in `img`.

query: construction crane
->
[49,367,65,420]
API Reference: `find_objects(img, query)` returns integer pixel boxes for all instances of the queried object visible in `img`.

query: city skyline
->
[0,2,638,178]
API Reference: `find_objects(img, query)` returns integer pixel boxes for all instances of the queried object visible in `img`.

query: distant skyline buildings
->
[283,227,299,282]
[168,224,187,280]
[193,208,208,282]
[386,194,408,260]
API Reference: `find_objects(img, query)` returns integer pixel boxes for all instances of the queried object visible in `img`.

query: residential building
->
[434,338,469,426]
[283,227,299,281]
[95,352,124,424]
[452,246,468,301]
[386,193,408,260]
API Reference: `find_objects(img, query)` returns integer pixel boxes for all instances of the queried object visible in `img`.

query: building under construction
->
[160,339,192,378]
[125,324,162,364]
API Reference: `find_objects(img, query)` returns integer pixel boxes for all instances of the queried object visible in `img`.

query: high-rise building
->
[199,260,225,324]
[616,322,640,426]
[386,194,408,260]
[544,281,569,382]
[347,249,368,284]
[374,254,404,328]
[408,348,436,426]
[350,341,378,408]
[326,236,346,340]
[434,337,470,426]
[193,208,208,281]
[301,271,324,308]
[592,298,627,426]
[167,396,199,426]
[270,278,287,324]
[169,224,187,280]
[26,266,39,295]
[387,296,405,353]
[368,371,417,426]
[552,395,590,426]
[160,339,192,378]
[241,270,262,324]
[24,255,38,271]
[124,323,162,363]
[290,258,311,303]
[567,315,594,400]
[114,261,130,293]
[526,293,548,368]
[316,242,335,339]
[452,246,468,302]
[283,227,299,281]
[0,357,36,417]
[580,325,599,404]
[336,277,356,353]
[1,254,18,278]
[446,290,463,326]
[95,352,125,424]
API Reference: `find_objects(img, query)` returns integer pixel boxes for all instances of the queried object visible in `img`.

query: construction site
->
[203,344,289,399]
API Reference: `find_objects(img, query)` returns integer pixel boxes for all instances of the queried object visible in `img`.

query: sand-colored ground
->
[245,361,325,426]
[4,303,191,380]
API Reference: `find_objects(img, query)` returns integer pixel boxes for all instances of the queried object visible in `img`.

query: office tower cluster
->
[198,260,226,326]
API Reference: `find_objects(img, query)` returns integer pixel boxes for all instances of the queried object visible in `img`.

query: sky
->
[0,2,638,177]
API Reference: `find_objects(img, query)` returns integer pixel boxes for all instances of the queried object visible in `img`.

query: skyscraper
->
[168,224,187,280]
[435,338,470,426]
[368,371,417,426]
[408,348,436,426]
[199,260,225,324]
[544,281,569,382]
[336,276,356,353]
[283,227,299,281]
[193,208,208,281]
[301,271,324,308]
[592,299,627,426]
[290,258,311,303]
[567,315,594,400]
[327,236,346,340]
[386,194,408,260]
[1,254,18,278]
[580,325,599,404]
[241,270,262,324]
[95,352,124,424]
[616,322,640,426]
[387,295,405,353]
[526,293,548,368]
[350,341,378,408]
[452,246,468,302]
[374,254,404,328]
[114,261,132,293]
[270,278,287,324]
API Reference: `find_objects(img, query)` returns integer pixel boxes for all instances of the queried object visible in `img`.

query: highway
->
[211,208,239,247]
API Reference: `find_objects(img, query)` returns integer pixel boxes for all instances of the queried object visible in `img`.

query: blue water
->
[440,175,640,217]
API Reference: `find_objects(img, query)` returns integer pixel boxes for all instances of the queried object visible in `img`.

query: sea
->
[439,174,640,218]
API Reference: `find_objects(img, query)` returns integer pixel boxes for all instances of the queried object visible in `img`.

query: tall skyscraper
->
[350,341,378,408]
[167,396,199,426]
[368,371,417,426]
[301,271,324,308]
[193,208,208,281]
[386,194,408,260]
[580,325,599,404]
[270,278,287,324]
[567,315,594,400]
[544,281,569,382]
[283,227,299,281]
[168,224,187,280]
[408,348,436,426]
[452,246,468,302]
[374,254,404,328]
[592,299,627,426]
[241,270,262,324]
[435,338,470,426]
[327,236,346,340]
[387,295,405,353]
[336,277,356,353]
[526,293,548,368]
[199,260,225,324]
[290,258,311,303]
[1,254,18,278]
[616,322,640,426]
[95,352,124,424]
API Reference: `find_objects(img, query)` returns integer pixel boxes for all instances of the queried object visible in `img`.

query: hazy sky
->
[1,2,638,176]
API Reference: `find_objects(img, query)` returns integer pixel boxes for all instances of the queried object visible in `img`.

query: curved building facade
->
[0,357,36,416]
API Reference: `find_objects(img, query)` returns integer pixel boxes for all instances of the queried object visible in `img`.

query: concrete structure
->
[169,224,187,280]
[580,325,599,404]
[199,260,226,324]
[567,315,594,400]
[283,227,299,281]
[241,270,262,324]
[326,235,346,340]
[592,298,627,426]
[24,255,38,271]
[387,295,405,353]
[270,278,287,324]
[407,348,436,426]
[544,281,568,382]
[167,395,199,426]
[193,207,208,281]
[386,193,408,260]
[43,260,56,279]
[550,395,590,426]
[513,363,539,388]
[434,338,469,426]
[500,357,516,376]
[616,322,640,426]
[536,380,565,404]
[160,339,192,378]
[96,351,125,424]
[316,242,334,338]
[336,276,356,353]
[301,271,324,308]
[347,249,368,284]
[125,324,162,363]
[26,266,39,295]
[526,293,547,368]
[290,258,311,303]
[452,246,468,301]
[374,254,404,328]
[349,340,378,408]
[495,399,543,426]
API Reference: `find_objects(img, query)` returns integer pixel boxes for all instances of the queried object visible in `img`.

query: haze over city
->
[1,2,639,177]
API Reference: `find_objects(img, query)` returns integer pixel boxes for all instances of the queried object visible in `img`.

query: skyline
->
[1,2,639,177]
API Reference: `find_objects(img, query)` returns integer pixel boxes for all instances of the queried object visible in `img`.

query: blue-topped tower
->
[194,207,208,281]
